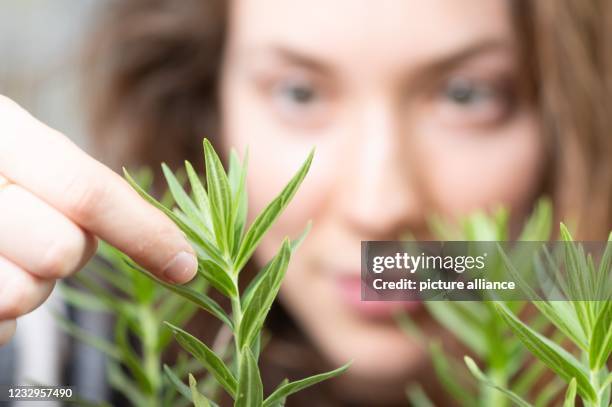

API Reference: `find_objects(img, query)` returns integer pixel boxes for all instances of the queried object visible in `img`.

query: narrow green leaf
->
[562,378,577,407]
[162,163,212,238]
[241,260,272,310]
[462,209,509,240]
[498,246,589,350]
[163,364,191,401]
[406,384,436,407]
[203,138,232,254]
[190,374,212,407]
[124,168,226,266]
[494,303,597,402]
[289,221,312,253]
[130,263,156,304]
[588,300,612,370]
[560,225,592,308]
[235,347,263,407]
[227,149,243,197]
[165,322,237,398]
[241,223,311,308]
[428,342,476,406]
[185,161,212,219]
[238,239,291,349]
[198,260,237,298]
[123,258,233,328]
[425,301,487,357]
[229,149,249,258]
[464,356,533,407]
[234,150,313,272]
[266,379,289,407]
[517,198,553,241]
[263,362,350,407]
[595,236,612,301]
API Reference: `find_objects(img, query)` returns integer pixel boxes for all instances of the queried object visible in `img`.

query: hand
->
[0,95,197,345]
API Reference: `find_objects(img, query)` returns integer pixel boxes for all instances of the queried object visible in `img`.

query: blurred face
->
[221,0,543,401]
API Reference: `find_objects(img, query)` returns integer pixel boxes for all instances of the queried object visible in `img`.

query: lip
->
[335,275,422,318]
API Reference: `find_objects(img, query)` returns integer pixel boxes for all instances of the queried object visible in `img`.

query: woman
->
[0,0,610,405]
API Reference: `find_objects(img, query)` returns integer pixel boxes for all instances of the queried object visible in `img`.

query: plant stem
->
[230,271,244,383]
[588,368,600,407]
[140,305,161,407]
[485,368,508,407]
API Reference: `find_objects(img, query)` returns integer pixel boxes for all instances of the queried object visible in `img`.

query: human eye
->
[268,74,332,128]
[252,68,333,129]
[435,75,516,128]
[272,76,321,111]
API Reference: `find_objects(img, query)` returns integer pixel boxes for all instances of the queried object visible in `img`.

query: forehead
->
[228,0,515,66]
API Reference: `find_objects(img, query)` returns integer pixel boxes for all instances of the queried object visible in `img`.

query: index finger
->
[0,96,197,284]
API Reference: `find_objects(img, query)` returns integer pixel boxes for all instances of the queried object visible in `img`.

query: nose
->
[336,99,425,239]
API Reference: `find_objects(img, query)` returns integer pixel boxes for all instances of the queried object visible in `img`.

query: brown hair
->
[532,1,612,239]
[84,1,611,404]
[86,0,225,172]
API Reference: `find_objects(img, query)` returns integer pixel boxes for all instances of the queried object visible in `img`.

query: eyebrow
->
[241,45,337,77]
[272,47,333,69]
[240,39,516,81]
[418,40,516,76]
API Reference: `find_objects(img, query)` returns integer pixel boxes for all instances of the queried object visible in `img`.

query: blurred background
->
[0,0,101,148]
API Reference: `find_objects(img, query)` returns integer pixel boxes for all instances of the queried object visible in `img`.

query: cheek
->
[418,112,544,217]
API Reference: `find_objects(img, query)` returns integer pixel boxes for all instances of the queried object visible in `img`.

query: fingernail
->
[163,251,198,284]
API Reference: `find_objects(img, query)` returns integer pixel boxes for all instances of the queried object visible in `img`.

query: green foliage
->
[403,200,556,407]
[57,169,225,407]
[489,227,611,407]
[563,378,577,407]
[58,244,212,407]
[404,200,611,407]
[123,139,349,406]
[464,356,531,407]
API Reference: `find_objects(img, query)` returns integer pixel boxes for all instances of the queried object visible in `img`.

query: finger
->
[0,183,97,279]
[0,319,17,346]
[0,96,197,284]
[0,256,55,320]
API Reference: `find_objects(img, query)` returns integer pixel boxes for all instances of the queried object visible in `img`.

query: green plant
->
[403,201,611,407]
[121,139,350,406]
[481,226,612,407]
[403,200,557,406]
[57,170,225,407]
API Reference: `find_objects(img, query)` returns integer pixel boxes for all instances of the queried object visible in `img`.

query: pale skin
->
[0,96,198,346]
[0,0,543,403]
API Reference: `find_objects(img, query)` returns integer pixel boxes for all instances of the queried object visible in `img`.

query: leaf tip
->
[559,223,573,242]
